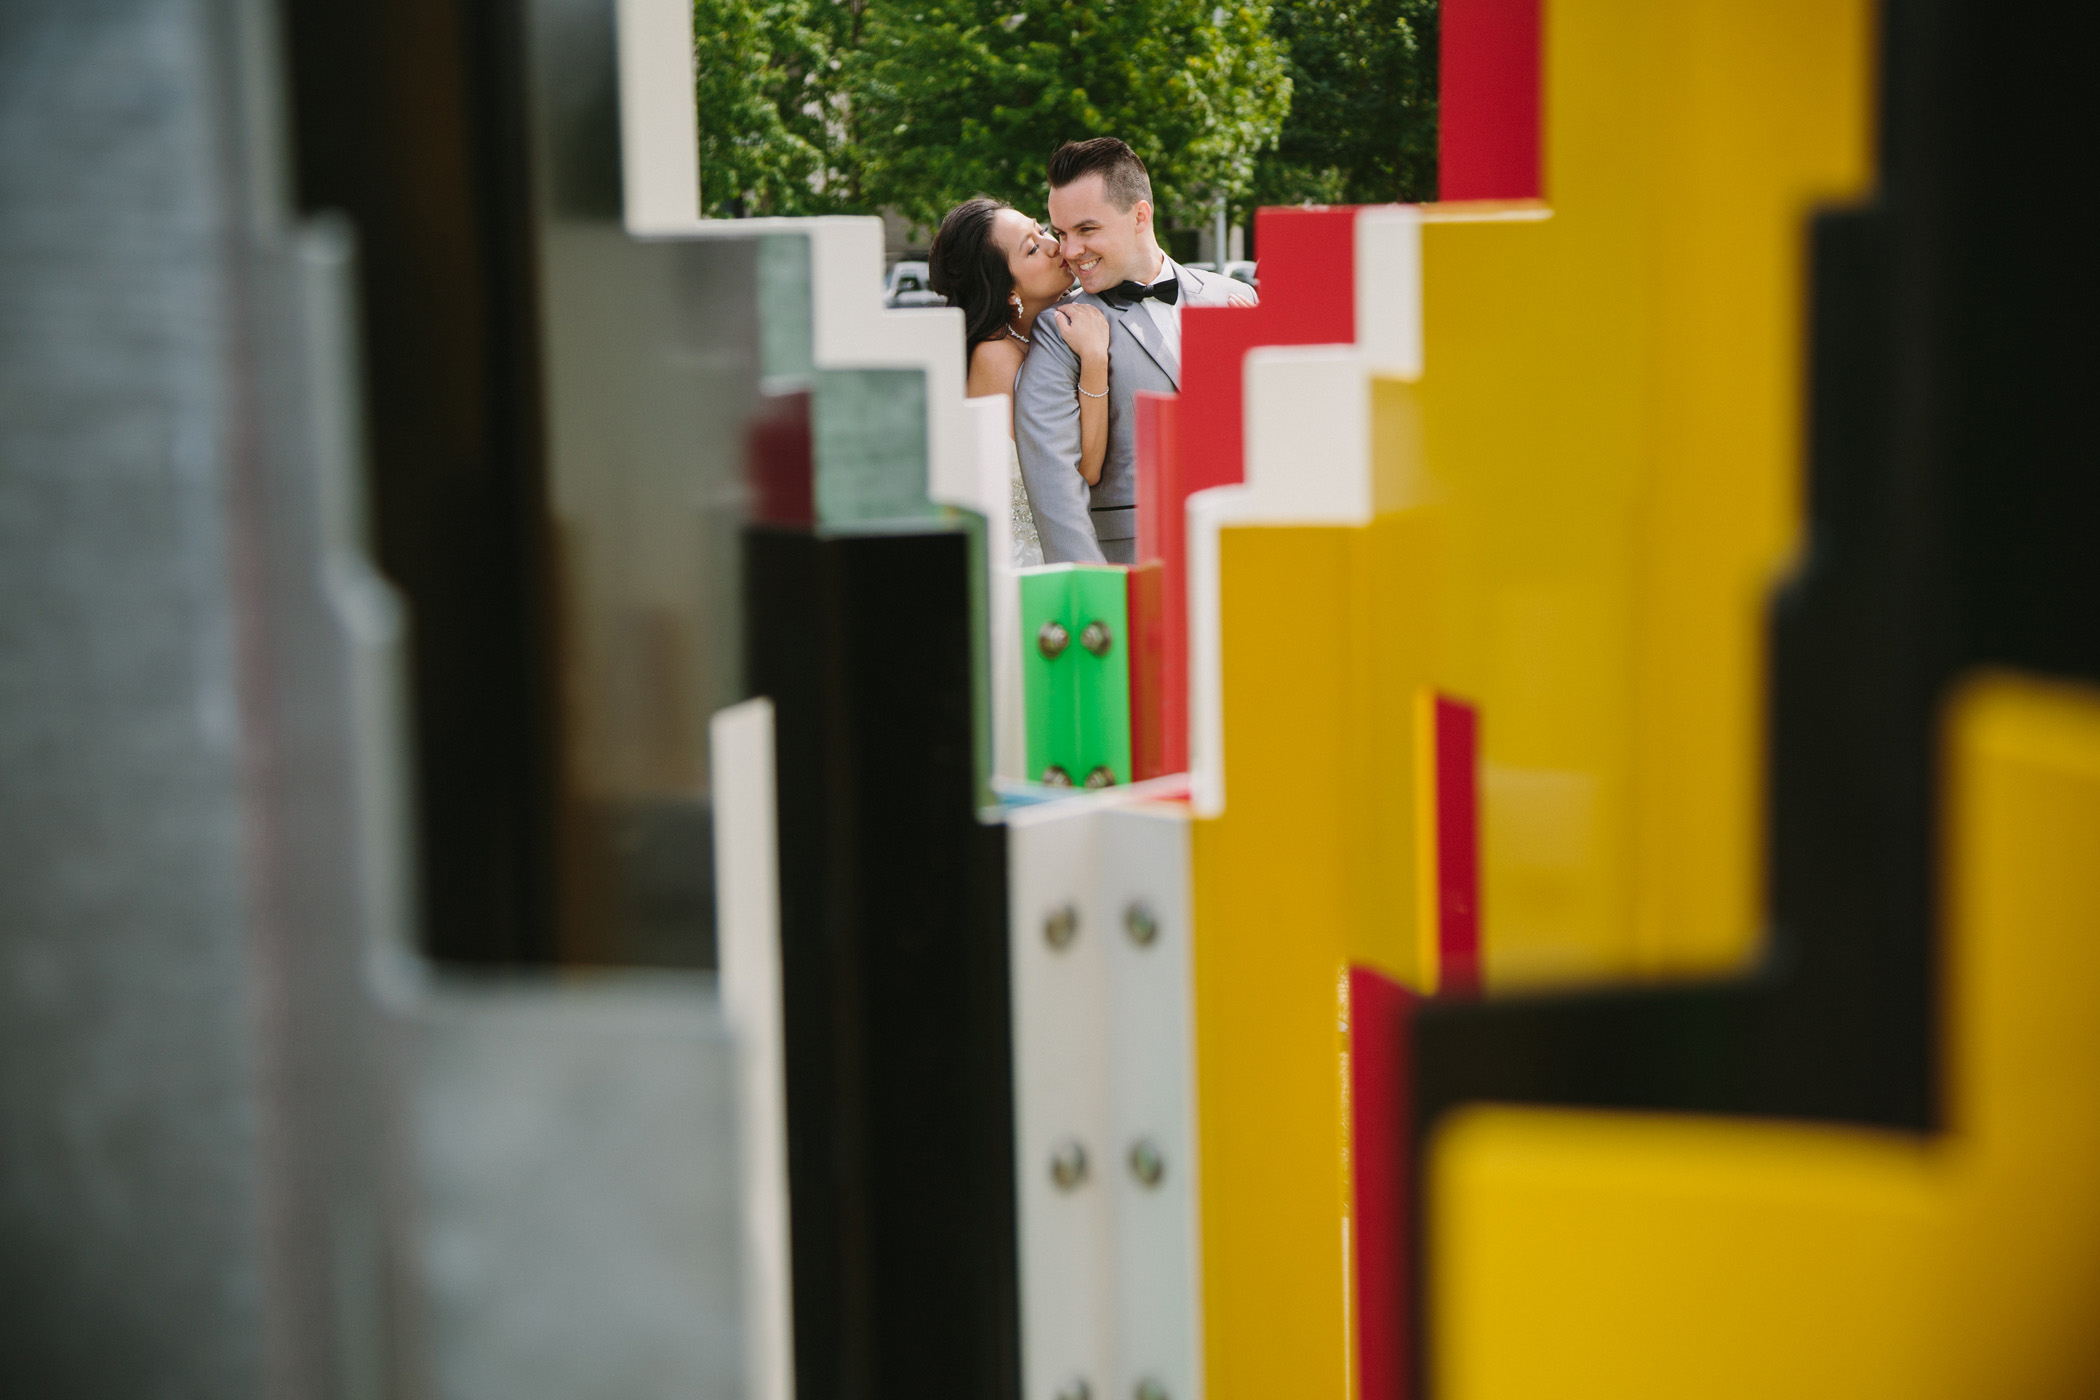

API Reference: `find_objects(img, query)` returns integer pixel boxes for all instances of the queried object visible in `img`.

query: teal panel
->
[812,367,933,528]
[757,234,813,381]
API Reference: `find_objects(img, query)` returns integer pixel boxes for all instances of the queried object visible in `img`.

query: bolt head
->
[1128,1139,1165,1188]
[1079,619,1113,657]
[1050,1139,1089,1190]
[1083,765,1117,790]
[1043,903,1079,951]
[1037,620,1070,659]
[1123,901,1158,947]
[1041,764,1073,787]
[1133,1380,1169,1400]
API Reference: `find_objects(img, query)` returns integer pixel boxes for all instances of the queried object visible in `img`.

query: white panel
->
[1009,798,1201,1400]
[1355,206,1424,380]
[1097,807,1201,1400]
[1242,346,1373,525]
[710,699,794,1400]
[614,0,701,234]
[1009,807,1114,1400]
[1186,487,1255,819]
[972,395,1029,782]
[803,219,974,515]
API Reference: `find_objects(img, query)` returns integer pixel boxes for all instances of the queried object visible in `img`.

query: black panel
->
[280,0,561,963]
[748,527,1020,1400]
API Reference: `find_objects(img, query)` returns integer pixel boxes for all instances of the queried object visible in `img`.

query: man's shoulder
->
[1181,264,1258,307]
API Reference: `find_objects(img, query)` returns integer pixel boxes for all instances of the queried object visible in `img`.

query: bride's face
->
[992,208,1074,304]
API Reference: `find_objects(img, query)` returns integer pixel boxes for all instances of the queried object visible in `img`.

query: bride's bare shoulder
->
[967,336,1025,396]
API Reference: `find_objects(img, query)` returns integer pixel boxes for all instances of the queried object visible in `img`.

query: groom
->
[1015,138,1257,564]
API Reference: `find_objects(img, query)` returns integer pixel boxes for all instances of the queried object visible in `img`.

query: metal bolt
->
[1041,764,1074,787]
[1083,765,1117,790]
[1054,1380,1093,1400]
[1050,1139,1089,1190]
[1043,903,1079,951]
[1133,1380,1169,1400]
[1128,1139,1165,1188]
[1037,620,1070,659]
[1079,619,1113,657]
[1124,901,1158,947]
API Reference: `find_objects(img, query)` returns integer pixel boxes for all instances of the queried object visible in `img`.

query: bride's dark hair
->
[927,197,1015,358]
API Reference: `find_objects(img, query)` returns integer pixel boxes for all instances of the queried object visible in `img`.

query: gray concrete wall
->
[0,1,263,1392]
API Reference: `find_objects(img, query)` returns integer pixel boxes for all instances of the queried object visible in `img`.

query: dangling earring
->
[1008,295,1023,322]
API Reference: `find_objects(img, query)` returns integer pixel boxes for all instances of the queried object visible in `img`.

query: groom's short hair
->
[1048,138,1152,212]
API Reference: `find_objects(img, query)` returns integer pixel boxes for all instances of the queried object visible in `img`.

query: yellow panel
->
[1428,674,2100,1397]
[1927,675,2100,1395]
[1192,0,1877,1387]
[1193,527,1367,1400]
[1434,1110,1941,1400]
[1405,0,1877,984]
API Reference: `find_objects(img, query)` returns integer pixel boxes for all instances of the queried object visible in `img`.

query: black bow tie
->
[1102,277,1180,307]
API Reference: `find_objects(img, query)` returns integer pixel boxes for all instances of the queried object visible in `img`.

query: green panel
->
[1021,568,1076,785]
[1018,564,1131,788]
[813,367,933,527]
[1070,567,1132,785]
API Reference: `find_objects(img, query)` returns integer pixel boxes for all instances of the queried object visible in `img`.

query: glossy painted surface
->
[1432,675,2100,1398]
[1188,0,1875,1392]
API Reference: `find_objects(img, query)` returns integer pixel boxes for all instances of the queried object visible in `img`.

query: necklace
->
[1005,325,1032,345]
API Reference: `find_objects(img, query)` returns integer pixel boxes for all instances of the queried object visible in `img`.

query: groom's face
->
[1048,174,1153,296]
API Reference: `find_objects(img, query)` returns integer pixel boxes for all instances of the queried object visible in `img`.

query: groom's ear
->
[1133,199,1153,237]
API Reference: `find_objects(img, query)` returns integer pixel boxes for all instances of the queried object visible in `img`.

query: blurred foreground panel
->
[0,1,262,1390]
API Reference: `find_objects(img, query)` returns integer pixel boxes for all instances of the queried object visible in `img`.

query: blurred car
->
[1184,259,1258,292]
[884,260,945,308]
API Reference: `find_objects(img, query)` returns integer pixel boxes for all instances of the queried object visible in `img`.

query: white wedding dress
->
[1008,425,1045,568]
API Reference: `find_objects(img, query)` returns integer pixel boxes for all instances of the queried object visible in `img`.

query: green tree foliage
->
[850,0,1291,229]
[1250,0,1437,208]
[694,0,1291,227]
[692,0,1437,229]
[692,0,843,216]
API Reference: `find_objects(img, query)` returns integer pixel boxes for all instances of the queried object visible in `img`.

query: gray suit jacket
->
[1014,261,1257,563]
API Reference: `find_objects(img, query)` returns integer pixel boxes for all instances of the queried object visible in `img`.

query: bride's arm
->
[1052,305,1112,486]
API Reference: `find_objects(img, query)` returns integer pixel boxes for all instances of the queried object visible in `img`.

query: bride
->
[926,197,1110,566]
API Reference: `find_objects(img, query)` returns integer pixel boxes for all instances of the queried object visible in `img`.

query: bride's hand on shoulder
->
[1051,303,1110,366]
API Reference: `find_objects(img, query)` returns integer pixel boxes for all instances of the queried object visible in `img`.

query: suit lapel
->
[1100,294,1180,390]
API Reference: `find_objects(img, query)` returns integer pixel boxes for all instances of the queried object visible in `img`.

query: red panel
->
[1439,0,1542,201]
[1179,207,1358,501]
[1349,965,1416,1400]
[1126,560,1169,780]
[747,388,813,526]
[1135,391,1183,566]
[1433,695,1481,995]
[1132,206,1359,774]
[1133,394,1188,774]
